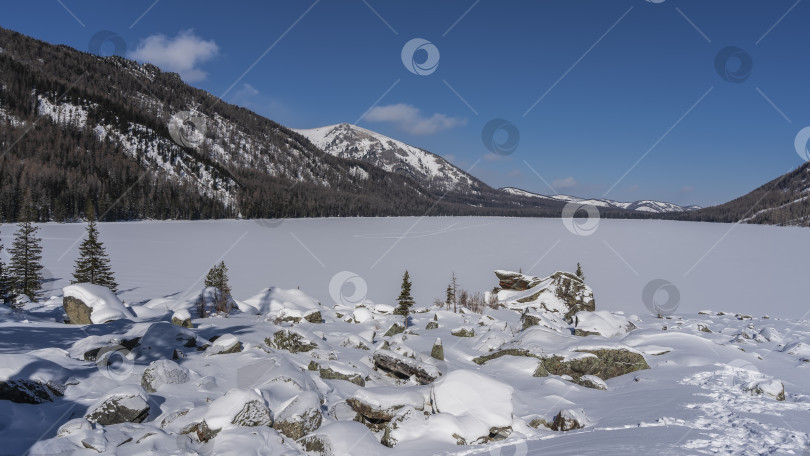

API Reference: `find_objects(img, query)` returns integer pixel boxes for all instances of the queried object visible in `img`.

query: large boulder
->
[550,408,590,431]
[372,350,440,384]
[183,389,274,442]
[348,387,426,431]
[542,349,649,386]
[133,322,202,362]
[308,360,366,387]
[573,311,636,337]
[140,359,191,393]
[299,421,384,456]
[743,379,785,401]
[171,309,193,328]
[0,354,69,404]
[272,391,323,440]
[204,334,242,356]
[266,329,318,353]
[493,270,595,323]
[85,386,150,425]
[0,379,65,404]
[63,283,132,324]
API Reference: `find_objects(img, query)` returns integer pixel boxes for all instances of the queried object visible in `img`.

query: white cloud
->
[364,103,466,135]
[552,177,577,189]
[129,30,218,82]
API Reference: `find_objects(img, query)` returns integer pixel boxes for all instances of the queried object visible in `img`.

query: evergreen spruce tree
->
[204,261,232,315]
[72,207,118,292]
[395,270,415,326]
[576,262,584,280]
[448,271,458,313]
[0,232,12,304]
[9,196,44,301]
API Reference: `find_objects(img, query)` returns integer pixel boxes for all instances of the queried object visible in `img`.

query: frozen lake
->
[3,217,808,320]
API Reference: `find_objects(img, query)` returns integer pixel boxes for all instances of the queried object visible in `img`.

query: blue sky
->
[3,0,809,207]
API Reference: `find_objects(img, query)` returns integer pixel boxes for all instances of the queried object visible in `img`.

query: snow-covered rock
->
[133,322,201,361]
[140,359,191,393]
[272,390,323,440]
[493,270,595,323]
[63,283,132,324]
[0,354,69,404]
[171,309,192,328]
[85,386,150,425]
[299,421,384,456]
[550,408,590,431]
[239,286,322,319]
[744,379,786,401]
[574,310,636,337]
[372,350,440,384]
[348,386,427,423]
[205,389,273,430]
[205,333,242,356]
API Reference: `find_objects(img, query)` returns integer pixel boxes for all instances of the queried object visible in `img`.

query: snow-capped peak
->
[294,123,480,193]
[501,187,700,213]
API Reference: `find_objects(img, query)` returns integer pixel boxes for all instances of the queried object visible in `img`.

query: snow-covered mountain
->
[501,187,700,213]
[294,123,485,194]
[680,162,810,226]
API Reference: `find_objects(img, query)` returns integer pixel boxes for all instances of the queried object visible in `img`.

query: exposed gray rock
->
[372,350,439,385]
[0,379,65,404]
[63,296,92,325]
[266,329,317,353]
[85,388,150,425]
[272,391,323,440]
[140,359,190,393]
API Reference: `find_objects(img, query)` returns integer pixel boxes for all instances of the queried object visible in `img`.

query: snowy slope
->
[0,220,808,455]
[294,123,483,193]
[501,187,700,213]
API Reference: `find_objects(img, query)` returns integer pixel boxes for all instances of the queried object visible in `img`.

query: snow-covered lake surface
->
[1,218,809,455]
[4,217,808,320]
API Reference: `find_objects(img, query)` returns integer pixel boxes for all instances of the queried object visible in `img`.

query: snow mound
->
[63,283,132,324]
[239,286,321,317]
[301,421,383,456]
[430,370,514,441]
[574,310,636,337]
